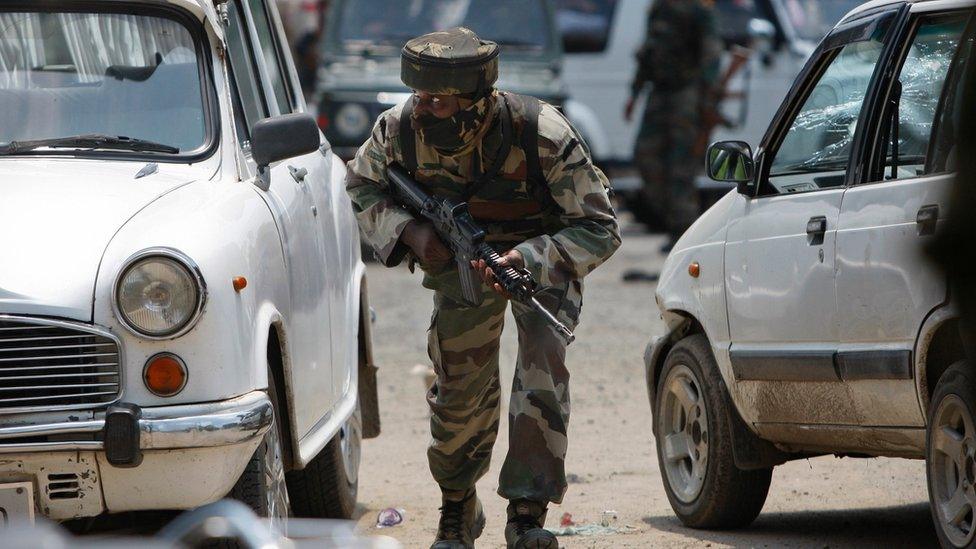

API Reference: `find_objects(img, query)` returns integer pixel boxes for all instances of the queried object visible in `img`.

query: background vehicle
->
[315,0,567,160]
[554,0,863,193]
[645,1,976,546]
[0,0,377,527]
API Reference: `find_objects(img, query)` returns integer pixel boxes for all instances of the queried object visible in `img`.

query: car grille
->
[0,317,122,412]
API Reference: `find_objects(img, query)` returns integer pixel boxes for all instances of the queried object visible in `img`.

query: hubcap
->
[659,364,709,503]
[264,416,291,531]
[931,394,976,547]
[340,406,362,485]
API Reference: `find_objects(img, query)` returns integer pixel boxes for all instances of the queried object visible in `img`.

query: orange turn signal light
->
[233,276,248,292]
[144,354,187,397]
[688,262,701,278]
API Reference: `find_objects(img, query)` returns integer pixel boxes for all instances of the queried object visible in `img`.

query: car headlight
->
[114,249,206,339]
[334,103,371,139]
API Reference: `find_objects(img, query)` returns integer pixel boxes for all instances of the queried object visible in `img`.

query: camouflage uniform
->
[346,85,620,506]
[631,0,722,239]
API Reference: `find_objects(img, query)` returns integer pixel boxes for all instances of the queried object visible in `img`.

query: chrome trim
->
[112,247,208,341]
[143,353,189,397]
[0,391,272,454]
[0,315,125,415]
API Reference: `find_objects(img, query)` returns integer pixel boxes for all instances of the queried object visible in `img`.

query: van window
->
[873,16,967,181]
[555,0,617,54]
[764,22,889,195]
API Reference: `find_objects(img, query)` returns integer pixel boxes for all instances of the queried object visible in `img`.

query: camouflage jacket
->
[345,93,621,289]
[630,0,723,96]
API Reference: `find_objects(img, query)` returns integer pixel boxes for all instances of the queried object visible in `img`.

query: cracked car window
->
[874,16,967,181]
[766,27,887,195]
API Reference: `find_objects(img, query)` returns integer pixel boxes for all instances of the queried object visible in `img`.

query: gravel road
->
[353,217,936,548]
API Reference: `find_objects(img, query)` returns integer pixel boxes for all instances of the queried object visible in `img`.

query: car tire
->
[286,404,361,519]
[228,368,291,529]
[655,334,772,529]
[926,361,976,549]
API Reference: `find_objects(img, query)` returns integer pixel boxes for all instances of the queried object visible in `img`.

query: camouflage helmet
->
[401,27,499,97]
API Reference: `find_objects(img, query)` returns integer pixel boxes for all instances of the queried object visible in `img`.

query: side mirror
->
[251,113,321,190]
[706,140,755,195]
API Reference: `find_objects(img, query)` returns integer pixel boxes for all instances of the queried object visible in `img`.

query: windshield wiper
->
[0,134,179,155]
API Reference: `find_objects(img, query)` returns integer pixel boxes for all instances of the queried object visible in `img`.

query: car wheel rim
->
[340,407,362,485]
[931,394,976,548]
[659,364,708,503]
[264,417,291,529]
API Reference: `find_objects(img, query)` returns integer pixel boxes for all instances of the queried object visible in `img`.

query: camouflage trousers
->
[424,271,582,504]
[634,86,703,239]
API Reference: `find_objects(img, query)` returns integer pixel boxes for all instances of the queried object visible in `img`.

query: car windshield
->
[335,0,553,52]
[775,0,864,42]
[0,10,207,155]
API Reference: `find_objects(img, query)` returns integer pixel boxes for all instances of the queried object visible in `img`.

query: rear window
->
[335,0,554,53]
[555,0,618,54]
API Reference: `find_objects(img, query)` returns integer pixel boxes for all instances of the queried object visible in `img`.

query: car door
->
[835,6,972,427]
[725,10,897,425]
[248,0,359,405]
[226,0,337,438]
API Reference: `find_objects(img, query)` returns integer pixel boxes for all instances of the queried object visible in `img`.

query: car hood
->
[0,159,204,322]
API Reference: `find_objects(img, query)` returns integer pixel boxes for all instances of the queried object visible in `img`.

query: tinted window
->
[555,0,617,54]
[928,19,975,175]
[874,16,966,181]
[226,1,268,134]
[246,0,293,115]
[0,10,206,153]
[336,0,553,52]
[766,23,889,195]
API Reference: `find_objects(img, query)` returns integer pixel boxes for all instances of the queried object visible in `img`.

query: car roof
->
[846,0,976,20]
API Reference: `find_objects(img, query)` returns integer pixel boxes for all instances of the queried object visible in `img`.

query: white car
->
[646,1,975,547]
[0,0,376,527]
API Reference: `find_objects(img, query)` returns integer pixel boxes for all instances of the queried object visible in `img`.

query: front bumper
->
[0,391,273,456]
[0,391,272,519]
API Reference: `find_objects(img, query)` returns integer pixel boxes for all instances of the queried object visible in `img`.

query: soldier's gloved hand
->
[471,250,524,299]
[402,220,452,269]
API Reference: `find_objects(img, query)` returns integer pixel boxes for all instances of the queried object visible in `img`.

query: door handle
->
[806,216,827,245]
[916,204,939,236]
[288,166,308,185]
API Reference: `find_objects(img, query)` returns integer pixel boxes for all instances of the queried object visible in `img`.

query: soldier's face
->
[414,91,461,119]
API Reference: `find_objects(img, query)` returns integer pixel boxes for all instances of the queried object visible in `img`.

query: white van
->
[556,0,866,194]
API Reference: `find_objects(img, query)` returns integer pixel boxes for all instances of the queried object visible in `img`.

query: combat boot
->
[430,489,485,549]
[504,499,558,549]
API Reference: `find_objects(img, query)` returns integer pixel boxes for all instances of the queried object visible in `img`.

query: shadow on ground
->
[641,502,936,548]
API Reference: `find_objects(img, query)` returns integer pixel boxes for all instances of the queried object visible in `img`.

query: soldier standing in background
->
[625,0,723,251]
[345,28,620,549]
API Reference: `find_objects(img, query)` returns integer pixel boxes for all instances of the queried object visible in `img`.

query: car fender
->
[94,178,289,407]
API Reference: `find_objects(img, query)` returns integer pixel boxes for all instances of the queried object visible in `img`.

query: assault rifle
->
[386,163,575,344]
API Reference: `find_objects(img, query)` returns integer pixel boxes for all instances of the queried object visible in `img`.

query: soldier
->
[624,0,723,250]
[345,27,620,549]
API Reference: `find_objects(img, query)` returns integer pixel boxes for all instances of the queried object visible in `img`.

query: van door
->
[834,8,971,427]
[725,10,896,426]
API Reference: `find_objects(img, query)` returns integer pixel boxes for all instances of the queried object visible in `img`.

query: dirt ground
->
[354,217,937,548]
